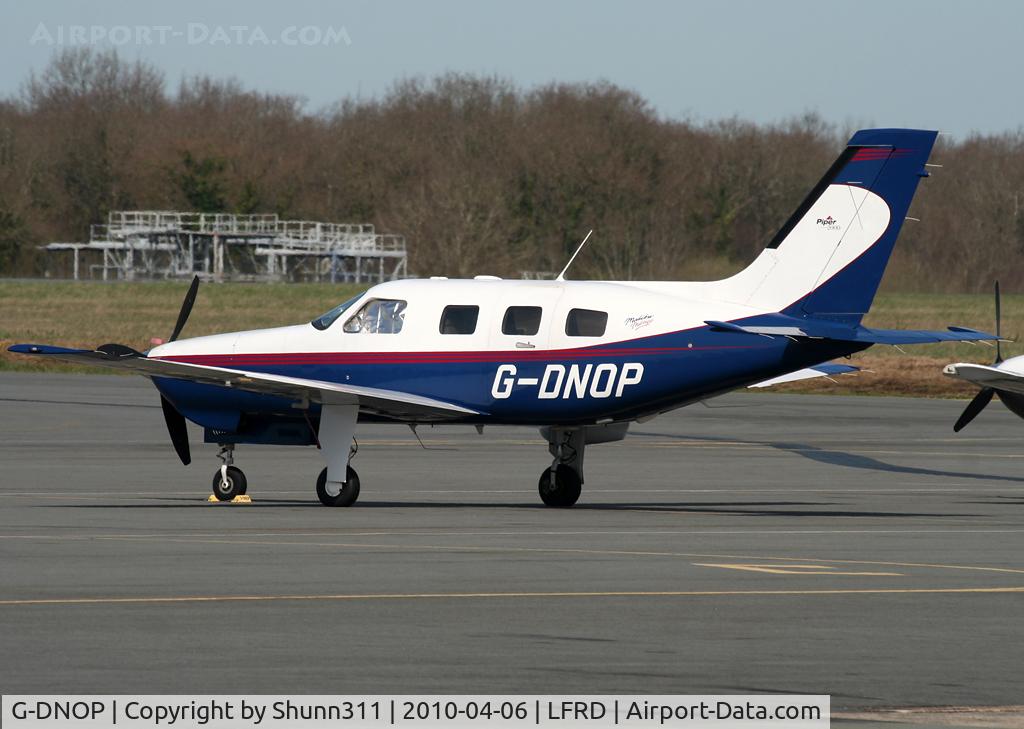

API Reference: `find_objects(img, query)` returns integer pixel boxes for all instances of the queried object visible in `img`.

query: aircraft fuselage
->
[150,278,865,442]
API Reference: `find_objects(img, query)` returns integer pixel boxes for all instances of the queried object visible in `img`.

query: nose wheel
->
[209,443,247,501]
[211,465,247,501]
[316,465,360,507]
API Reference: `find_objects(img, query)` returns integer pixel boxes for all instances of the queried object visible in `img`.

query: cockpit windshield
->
[343,299,407,334]
[311,292,365,330]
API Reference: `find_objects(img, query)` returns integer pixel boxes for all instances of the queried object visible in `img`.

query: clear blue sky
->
[1,0,1020,138]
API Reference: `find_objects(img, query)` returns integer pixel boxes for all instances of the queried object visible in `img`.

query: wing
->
[749,363,859,389]
[8,344,481,421]
[943,362,1024,397]
[706,316,997,345]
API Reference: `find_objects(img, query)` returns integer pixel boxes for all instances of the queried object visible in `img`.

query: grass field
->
[1,279,1018,397]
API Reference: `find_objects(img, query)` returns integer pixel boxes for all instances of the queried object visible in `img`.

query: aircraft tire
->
[538,464,582,508]
[211,466,247,501]
[316,466,360,507]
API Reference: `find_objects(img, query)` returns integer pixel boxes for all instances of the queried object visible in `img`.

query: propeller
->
[159,276,200,465]
[994,280,1002,364]
[953,281,1002,432]
[161,395,192,465]
[953,387,994,433]
[169,275,200,343]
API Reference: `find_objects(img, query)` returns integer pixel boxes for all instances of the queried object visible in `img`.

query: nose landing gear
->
[210,444,247,501]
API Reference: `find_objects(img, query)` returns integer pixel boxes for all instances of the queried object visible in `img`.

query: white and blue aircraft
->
[944,283,1024,430]
[11,128,997,507]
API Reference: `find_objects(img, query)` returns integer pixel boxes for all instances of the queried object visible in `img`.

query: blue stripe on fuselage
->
[153,325,866,429]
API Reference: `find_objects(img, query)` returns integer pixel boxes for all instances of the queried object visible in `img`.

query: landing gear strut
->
[210,444,247,501]
[315,402,361,507]
[539,428,585,507]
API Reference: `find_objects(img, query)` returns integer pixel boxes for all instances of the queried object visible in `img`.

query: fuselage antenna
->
[555,229,593,282]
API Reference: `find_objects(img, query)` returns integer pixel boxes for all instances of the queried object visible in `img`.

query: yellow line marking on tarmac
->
[2,586,1023,607]
[79,535,1024,576]
[707,553,1024,575]
[834,705,1024,728]
[3,532,1024,577]
[693,563,903,576]
[2,528,1024,573]
[4,527,1024,540]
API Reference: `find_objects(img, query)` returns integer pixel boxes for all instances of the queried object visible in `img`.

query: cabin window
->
[439,305,479,335]
[311,292,365,330]
[565,308,608,337]
[501,306,542,336]
[343,299,407,334]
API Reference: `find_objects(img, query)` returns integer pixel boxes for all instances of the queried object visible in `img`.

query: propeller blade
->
[994,280,1002,364]
[160,395,191,465]
[953,387,995,433]
[169,276,200,343]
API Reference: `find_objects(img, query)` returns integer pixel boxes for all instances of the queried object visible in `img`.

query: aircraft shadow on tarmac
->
[37,497,976,518]
[23,427,1014,516]
[631,431,1024,485]
[961,495,1024,506]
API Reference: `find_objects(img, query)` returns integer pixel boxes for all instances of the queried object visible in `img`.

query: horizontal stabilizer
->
[750,363,859,389]
[853,326,997,345]
[8,343,480,421]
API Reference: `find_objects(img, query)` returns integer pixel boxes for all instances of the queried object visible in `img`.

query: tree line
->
[0,48,1021,291]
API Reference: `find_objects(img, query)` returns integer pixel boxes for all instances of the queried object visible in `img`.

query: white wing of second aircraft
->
[943,362,1024,396]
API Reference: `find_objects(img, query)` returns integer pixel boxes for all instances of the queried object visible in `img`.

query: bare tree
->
[1,49,1022,291]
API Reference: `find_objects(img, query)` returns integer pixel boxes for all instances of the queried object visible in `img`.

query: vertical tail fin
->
[723,129,937,324]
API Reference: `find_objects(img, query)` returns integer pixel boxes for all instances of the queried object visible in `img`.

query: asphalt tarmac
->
[1,372,1022,725]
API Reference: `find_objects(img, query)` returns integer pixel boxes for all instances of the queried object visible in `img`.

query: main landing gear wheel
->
[316,466,360,507]
[211,465,247,501]
[538,464,582,508]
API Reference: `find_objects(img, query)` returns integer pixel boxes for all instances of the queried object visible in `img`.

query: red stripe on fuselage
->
[157,344,757,368]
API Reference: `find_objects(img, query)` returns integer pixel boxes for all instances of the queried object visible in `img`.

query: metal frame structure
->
[42,210,408,283]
